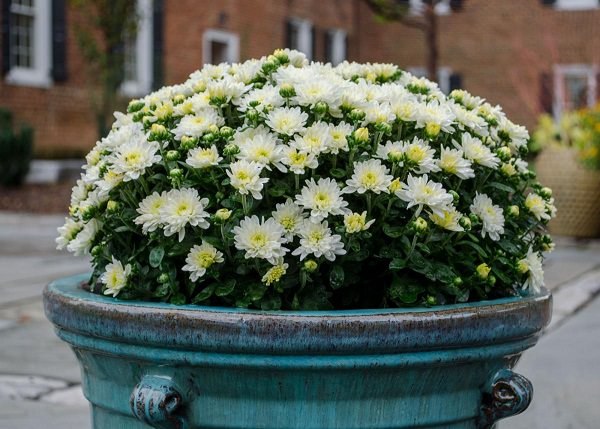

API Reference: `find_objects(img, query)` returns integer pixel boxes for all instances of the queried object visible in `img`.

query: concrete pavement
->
[0,211,599,429]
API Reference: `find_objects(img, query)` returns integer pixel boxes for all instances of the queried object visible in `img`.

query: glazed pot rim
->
[46,273,549,316]
[44,273,552,356]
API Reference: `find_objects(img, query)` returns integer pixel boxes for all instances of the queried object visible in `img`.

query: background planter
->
[44,274,552,429]
[535,145,600,238]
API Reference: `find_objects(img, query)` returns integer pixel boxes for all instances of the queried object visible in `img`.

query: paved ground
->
[0,211,599,429]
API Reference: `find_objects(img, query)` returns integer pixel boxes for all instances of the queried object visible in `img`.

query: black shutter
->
[540,0,556,5]
[1,0,10,75]
[310,25,316,61]
[324,30,332,63]
[540,72,553,114]
[449,0,463,11]
[152,0,163,90]
[285,19,293,48]
[449,72,462,92]
[51,0,67,82]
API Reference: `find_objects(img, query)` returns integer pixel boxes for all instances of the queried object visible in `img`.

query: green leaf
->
[388,274,425,305]
[220,198,237,209]
[246,282,267,302]
[192,284,215,303]
[215,279,236,297]
[170,293,186,305]
[410,252,455,283]
[260,295,282,310]
[456,240,489,259]
[487,181,515,193]
[389,258,407,271]
[329,168,346,179]
[383,223,404,238]
[149,247,165,268]
[329,265,345,289]
[267,186,286,197]
[346,248,369,262]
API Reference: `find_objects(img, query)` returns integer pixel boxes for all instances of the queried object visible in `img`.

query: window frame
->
[287,17,313,60]
[202,29,240,65]
[325,28,347,66]
[554,0,599,11]
[553,64,598,119]
[120,0,154,97]
[5,0,52,88]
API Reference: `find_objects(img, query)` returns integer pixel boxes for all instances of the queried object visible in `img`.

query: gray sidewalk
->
[0,211,599,428]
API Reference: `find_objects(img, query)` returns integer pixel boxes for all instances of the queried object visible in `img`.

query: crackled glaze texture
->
[44,274,552,429]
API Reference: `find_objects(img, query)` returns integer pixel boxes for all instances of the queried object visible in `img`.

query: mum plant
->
[57,49,556,310]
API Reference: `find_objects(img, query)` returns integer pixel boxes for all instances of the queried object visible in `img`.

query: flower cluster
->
[57,49,555,310]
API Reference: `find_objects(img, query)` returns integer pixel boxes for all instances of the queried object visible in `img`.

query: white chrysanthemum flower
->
[109,138,161,182]
[56,218,83,250]
[327,122,353,154]
[518,247,544,294]
[429,206,464,232]
[174,92,211,116]
[101,256,132,297]
[470,192,505,241]
[494,117,529,150]
[344,211,375,234]
[206,77,251,104]
[182,242,225,282]
[525,193,551,221]
[376,140,405,163]
[438,146,475,179]
[390,98,420,122]
[294,79,339,108]
[403,137,441,174]
[233,216,288,264]
[98,122,144,151]
[395,174,453,218]
[364,101,396,125]
[415,101,455,137]
[172,109,224,140]
[67,219,101,256]
[96,170,125,199]
[272,199,307,242]
[239,85,285,112]
[296,178,350,222]
[456,133,500,169]
[291,122,332,154]
[262,261,289,286]
[265,106,308,136]
[134,191,168,234]
[227,160,269,200]
[449,101,489,136]
[292,220,346,261]
[343,159,393,194]
[160,188,210,242]
[281,146,318,175]
[237,133,286,172]
[186,145,223,169]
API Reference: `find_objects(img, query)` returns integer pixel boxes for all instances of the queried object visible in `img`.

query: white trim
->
[202,29,240,65]
[555,0,599,11]
[327,29,346,66]
[288,17,313,60]
[408,0,453,16]
[553,64,598,118]
[5,0,52,88]
[121,0,154,97]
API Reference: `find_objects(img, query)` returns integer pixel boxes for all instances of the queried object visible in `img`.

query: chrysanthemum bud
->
[106,200,119,213]
[348,109,366,122]
[453,277,463,287]
[223,143,240,156]
[449,190,460,203]
[150,123,169,140]
[519,145,529,157]
[413,217,428,233]
[215,208,232,221]
[157,273,170,284]
[173,94,186,105]
[354,127,370,143]
[476,263,491,280]
[497,146,512,161]
[388,178,403,193]
[90,245,103,257]
[507,205,520,217]
[425,122,441,138]
[127,100,145,113]
[193,81,206,93]
[219,126,234,139]
[469,213,479,224]
[180,136,198,150]
[202,132,216,143]
[261,59,278,74]
[303,260,318,272]
[169,168,183,179]
[279,83,296,98]
[487,275,496,286]
[246,109,259,122]
[273,49,289,64]
[540,187,553,199]
[425,295,437,306]
[517,260,529,274]
[313,101,329,115]
[459,216,472,230]
[155,103,174,121]
[500,163,516,176]
[166,150,180,161]
[374,122,392,134]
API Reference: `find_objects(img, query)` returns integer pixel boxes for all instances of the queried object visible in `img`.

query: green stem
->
[295,174,300,191]
[366,193,372,215]
[221,224,232,259]
[407,234,419,260]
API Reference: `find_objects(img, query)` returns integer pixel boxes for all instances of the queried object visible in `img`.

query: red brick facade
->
[1,0,599,154]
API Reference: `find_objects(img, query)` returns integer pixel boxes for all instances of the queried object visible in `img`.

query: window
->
[324,29,346,65]
[407,0,460,16]
[555,0,599,10]
[121,0,154,97]
[553,64,597,118]
[6,0,52,87]
[286,18,313,60]
[202,29,240,65]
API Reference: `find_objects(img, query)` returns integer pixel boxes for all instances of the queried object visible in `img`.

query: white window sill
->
[5,68,52,88]
[120,80,152,98]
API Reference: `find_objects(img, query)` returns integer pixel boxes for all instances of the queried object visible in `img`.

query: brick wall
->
[1,0,599,154]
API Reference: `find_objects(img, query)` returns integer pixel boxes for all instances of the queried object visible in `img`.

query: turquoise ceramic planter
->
[44,274,551,429]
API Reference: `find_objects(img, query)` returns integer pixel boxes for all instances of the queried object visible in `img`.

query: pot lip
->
[46,273,550,317]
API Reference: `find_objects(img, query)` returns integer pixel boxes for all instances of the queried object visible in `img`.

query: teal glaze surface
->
[44,274,552,429]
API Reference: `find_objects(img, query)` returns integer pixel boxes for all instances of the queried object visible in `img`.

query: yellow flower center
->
[250,232,267,248]
[280,216,296,231]
[406,145,427,163]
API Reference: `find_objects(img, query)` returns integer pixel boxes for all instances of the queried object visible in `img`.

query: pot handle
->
[130,375,188,429]
[478,368,533,428]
